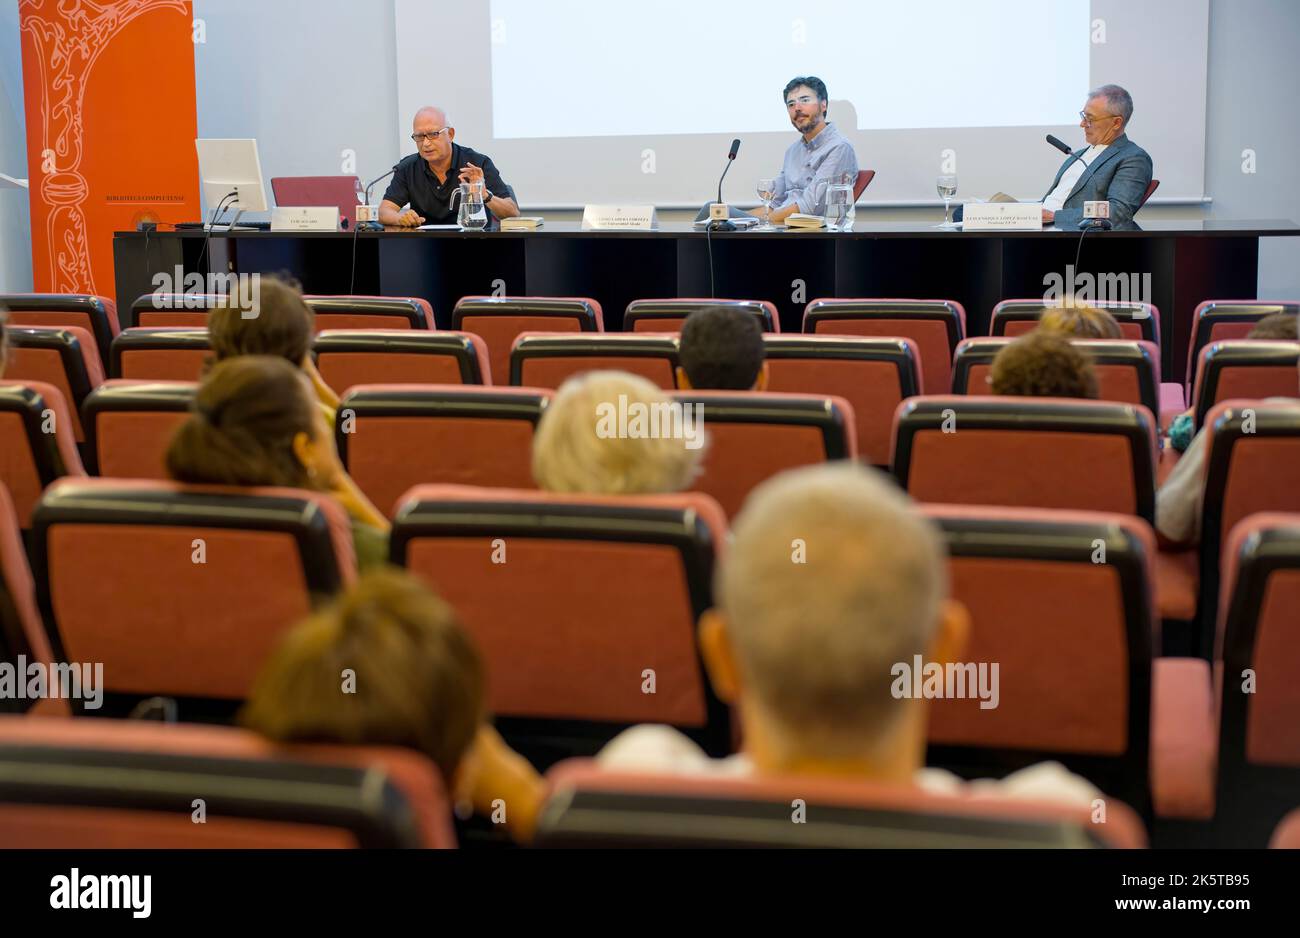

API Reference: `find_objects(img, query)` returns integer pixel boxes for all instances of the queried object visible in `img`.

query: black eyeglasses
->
[411,129,450,144]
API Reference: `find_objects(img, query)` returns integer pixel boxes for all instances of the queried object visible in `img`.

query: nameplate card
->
[962,202,1043,231]
[270,206,341,232]
[581,204,658,230]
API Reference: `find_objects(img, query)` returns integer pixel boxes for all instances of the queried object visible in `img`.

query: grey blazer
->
[1043,133,1153,228]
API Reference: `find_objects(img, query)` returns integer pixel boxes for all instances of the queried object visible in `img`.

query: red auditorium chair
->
[854,169,876,200]
[1189,340,1300,427]
[0,382,85,527]
[1187,300,1300,378]
[670,390,857,518]
[761,335,922,466]
[302,295,435,331]
[336,385,552,515]
[892,396,1157,521]
[536,760,1147,848]
[509,333,679,389]
[391,486,732,768]
[0,293,119,369]
[1196,402,1300,657]
[29,478,357,719]
[922,505,1214,822]
[890,397,1193,624]
[3,325,104,440]
[1215,514,1300,846]
[314,330,491,393]
[1138,178,1160,209]
[802,298,965,396]
[990,299,1160,345]
[951,336,1175,420]
[110,328,210,381]
[0,718,453,848]
[0,484,68,716]
[129,292,225,328]
[623,298,780,334]
[452,296,602,389]
[80,381,195,478]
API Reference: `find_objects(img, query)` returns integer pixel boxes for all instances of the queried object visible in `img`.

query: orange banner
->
[20,0,200,297]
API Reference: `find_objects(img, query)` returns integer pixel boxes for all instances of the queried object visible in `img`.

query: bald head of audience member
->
[990,330,1100,400]
[676,306,769,391]
[532,371,706,494]
[695,463,970,780]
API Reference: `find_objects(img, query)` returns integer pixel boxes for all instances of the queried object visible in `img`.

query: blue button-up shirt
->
[772,122,859,215]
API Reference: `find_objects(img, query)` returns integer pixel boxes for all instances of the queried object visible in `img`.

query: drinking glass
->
[936,174,958,228]
[756,177,776,230]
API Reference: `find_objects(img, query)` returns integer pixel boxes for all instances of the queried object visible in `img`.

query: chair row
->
[9,316,1293,461]
[7,292,1292,395]
[4,475,1298,841]
[0,715,1147,849]
[5,375,1298,627]
[8,711,1300,848]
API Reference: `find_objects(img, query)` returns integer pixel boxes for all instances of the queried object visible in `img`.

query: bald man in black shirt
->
[380,106,519,227]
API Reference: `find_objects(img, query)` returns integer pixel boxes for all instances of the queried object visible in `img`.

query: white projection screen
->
[394,0,1208,208]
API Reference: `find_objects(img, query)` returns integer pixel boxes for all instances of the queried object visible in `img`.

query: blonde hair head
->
[532,371,706,495]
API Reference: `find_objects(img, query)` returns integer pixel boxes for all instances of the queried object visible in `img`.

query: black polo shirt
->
[381,144,511,225]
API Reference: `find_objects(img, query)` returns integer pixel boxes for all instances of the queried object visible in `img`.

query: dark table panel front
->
[112,220,1300,383]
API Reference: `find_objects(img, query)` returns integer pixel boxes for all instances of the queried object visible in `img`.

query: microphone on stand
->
[710,138,742,231]
[695,138,743,231]
[1045,134,1074,156]
[718,137,740,204]
[359,165,398,230]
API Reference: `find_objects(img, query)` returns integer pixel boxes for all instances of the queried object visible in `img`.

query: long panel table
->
[112,219,1300,384]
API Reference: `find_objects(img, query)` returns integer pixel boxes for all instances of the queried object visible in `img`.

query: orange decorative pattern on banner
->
[20,0,200,298]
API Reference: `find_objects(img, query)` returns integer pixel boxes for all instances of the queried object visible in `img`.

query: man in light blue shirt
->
[753,76,859,225]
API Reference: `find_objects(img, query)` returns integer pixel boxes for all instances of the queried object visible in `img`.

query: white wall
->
[192,0,399,217]
[1204,0,1300,296]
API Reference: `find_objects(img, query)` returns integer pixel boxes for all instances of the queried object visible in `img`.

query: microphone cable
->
[196,189,237,283]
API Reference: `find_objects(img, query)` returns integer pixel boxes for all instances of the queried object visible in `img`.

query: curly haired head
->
[990,331,1100,400]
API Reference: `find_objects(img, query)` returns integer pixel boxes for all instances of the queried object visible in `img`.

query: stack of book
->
[784,213,825,229]
[500,216,544,231]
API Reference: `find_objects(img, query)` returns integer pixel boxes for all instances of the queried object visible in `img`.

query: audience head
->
[990,331,1100,400]
[676,305,768,391]
[1247,312,1298,341]
[166,355,338,490]
[208,274,314,370]
[532,371,705,495]
[697,462,968,770]
[241,568,486,787]
[1037,303,1123,340]
[0,304,7,378]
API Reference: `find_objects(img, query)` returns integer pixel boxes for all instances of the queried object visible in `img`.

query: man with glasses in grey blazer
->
[1040,84,1153,230]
